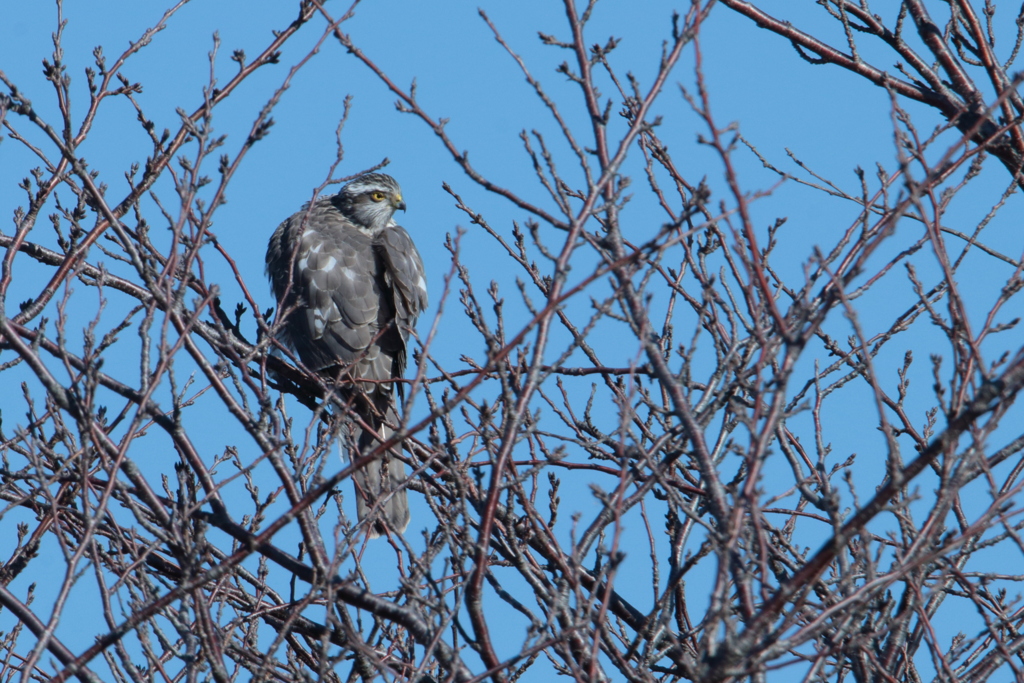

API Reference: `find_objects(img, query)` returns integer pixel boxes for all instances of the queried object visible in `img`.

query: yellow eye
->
[370,191,386,202]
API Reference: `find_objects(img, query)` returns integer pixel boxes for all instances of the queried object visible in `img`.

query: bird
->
[265,172,428,537]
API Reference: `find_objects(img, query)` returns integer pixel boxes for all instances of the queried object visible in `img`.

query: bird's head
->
[336,173,406,233]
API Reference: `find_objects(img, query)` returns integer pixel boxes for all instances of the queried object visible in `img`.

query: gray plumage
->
[266,173,427,537]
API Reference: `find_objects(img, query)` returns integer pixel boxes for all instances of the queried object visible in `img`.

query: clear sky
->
[2,1,1022,680]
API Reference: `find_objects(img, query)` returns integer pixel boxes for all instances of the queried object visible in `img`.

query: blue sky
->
[2,1,1023,679]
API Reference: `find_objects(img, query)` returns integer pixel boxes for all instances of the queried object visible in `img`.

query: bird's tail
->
[348,403,410,538]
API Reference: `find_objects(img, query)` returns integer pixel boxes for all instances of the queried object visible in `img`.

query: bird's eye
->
[370,191,386,202]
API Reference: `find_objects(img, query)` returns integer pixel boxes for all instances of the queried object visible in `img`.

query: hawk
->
[266,173,427,537]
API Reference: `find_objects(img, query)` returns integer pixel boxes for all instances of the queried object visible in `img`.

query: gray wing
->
[374,224,427,399]
[267,201,427,393]
[267,198,391,383]
[377,224,428,341]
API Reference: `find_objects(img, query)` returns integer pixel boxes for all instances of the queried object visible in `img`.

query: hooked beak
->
[393,195,406,212]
